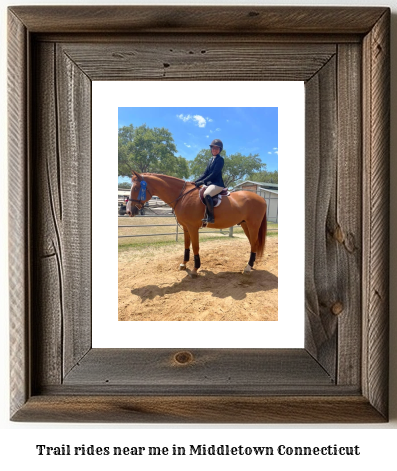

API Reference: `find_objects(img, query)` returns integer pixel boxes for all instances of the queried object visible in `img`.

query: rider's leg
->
[202,185,223,223]
[203,195,214,223]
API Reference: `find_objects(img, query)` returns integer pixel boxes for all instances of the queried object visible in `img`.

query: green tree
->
[248,170,278,184]
[174,156,190,179]
[118,124,190,179]
[190,149,265,187]
[118,182,131,189]
[189,149,227,181]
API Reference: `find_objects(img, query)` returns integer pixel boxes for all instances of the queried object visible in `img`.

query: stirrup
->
[202,215,214,224]
[202,209,214,224]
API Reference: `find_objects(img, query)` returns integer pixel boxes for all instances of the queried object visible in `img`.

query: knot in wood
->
[174,351,194,365]
[333,225,344,244]
[331,302,344,316]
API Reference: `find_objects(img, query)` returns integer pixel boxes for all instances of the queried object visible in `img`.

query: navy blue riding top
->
[195,155,225,187]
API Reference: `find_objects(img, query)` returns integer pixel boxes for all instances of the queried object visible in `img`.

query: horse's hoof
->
[179,264,186,270]
[243,264,252,274]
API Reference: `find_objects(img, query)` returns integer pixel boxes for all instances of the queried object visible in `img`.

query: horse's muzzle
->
[126,200,136,217]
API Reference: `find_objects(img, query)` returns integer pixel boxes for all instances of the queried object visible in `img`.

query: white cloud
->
[206,135,209,138]
[275,151,278,154]
[193,115,206,128]
[176,113,210,128]
[273,147,278,150]
[184,143,191,148]
[268,152,272,154]
[176,114,191,122]
[216,128,221,131]
[206,117,213,122]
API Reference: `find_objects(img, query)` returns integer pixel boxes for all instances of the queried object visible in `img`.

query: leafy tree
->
[118,182,131,189]
[248,170,278,184]
[118,124,190,179]
[174,156,190,180]
[225,152,265,187]
[189,149,227,181]
[189,149,265,187]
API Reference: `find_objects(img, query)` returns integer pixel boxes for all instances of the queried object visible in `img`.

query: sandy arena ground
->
[118,236,278,321]
[119,236,278,321]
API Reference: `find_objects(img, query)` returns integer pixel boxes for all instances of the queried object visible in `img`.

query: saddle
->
[199,187,230,207]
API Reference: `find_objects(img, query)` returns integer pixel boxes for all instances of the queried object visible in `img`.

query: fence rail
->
[118,214,277,241]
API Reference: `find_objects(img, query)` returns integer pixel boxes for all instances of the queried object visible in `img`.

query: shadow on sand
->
[130,268,278,302]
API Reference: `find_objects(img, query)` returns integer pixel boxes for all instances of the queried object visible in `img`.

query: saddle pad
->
[199,187,230,208]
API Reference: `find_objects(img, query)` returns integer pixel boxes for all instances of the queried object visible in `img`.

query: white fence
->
[118,214,234,240]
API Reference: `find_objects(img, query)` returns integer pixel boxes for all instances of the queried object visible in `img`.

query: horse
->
[126,171,267,277]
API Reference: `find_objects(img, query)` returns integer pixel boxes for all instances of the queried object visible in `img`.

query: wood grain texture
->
[62,349,333,393]
[59,42,335,82]
[8,10,29,419]
[8,6,390,423]
[304,56,338,378]
[335,44,362,386]
[11,396,385,424]
[32,42,63,388]
[362,10,390,419]
[9,6,387,34]
[31,42,92,388]
[34,33,363,45]
[55,45,91,376]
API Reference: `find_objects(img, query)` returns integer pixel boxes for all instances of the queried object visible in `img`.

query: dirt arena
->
[118,235,278,321]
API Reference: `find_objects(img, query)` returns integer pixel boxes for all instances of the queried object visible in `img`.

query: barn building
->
[232,180,278,223]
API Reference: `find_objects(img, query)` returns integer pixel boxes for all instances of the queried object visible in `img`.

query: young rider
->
[194,139,225,224]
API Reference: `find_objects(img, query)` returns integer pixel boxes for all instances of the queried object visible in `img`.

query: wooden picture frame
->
[8,6,390,423]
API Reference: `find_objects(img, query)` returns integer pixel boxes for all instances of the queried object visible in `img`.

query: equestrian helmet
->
[209,139,223,152]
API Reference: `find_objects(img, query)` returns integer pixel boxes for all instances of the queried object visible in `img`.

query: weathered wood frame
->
[8,6,390,423]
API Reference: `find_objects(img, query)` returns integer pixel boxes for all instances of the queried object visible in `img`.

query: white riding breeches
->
[203,184,223,197]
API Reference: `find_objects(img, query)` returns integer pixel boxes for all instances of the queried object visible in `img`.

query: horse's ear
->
[132,170,143,181]
[132,170,142,181]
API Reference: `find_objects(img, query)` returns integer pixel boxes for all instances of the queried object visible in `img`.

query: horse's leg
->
[240,221,251,243]
[179,227,191,270]
[188,229,200,278]
[242,221,259,274]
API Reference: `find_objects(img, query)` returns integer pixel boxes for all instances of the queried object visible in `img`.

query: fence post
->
[229,226,234,237]
[176,221,179,241]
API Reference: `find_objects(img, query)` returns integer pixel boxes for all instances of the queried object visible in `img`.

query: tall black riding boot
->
[202,195,215,223]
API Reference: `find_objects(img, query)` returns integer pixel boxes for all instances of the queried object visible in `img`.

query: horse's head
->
[126,171,145,217]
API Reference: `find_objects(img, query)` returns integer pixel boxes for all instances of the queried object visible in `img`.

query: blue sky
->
[118,107,278,183]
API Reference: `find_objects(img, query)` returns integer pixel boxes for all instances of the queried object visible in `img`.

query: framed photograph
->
[8,6,390,423]
[93,81,304,348]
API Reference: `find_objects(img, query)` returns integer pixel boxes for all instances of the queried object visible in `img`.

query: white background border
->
[92,81,305,348]
[1,0,395,451]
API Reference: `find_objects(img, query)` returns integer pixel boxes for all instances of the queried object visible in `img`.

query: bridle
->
[128,175,198,211]
[128,176,152,210]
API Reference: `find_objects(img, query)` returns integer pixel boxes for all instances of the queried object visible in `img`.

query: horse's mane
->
[140,173,192,184]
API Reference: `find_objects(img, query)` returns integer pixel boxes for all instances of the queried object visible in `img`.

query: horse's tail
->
[256,209,267,259]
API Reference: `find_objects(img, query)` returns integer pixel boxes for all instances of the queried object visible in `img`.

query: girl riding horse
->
[194,139,225,224]
[126,167,267,277]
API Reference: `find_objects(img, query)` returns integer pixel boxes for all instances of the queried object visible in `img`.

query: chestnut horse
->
[126,171,267,277]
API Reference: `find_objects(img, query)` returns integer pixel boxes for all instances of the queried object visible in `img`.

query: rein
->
[165,182,198,209]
